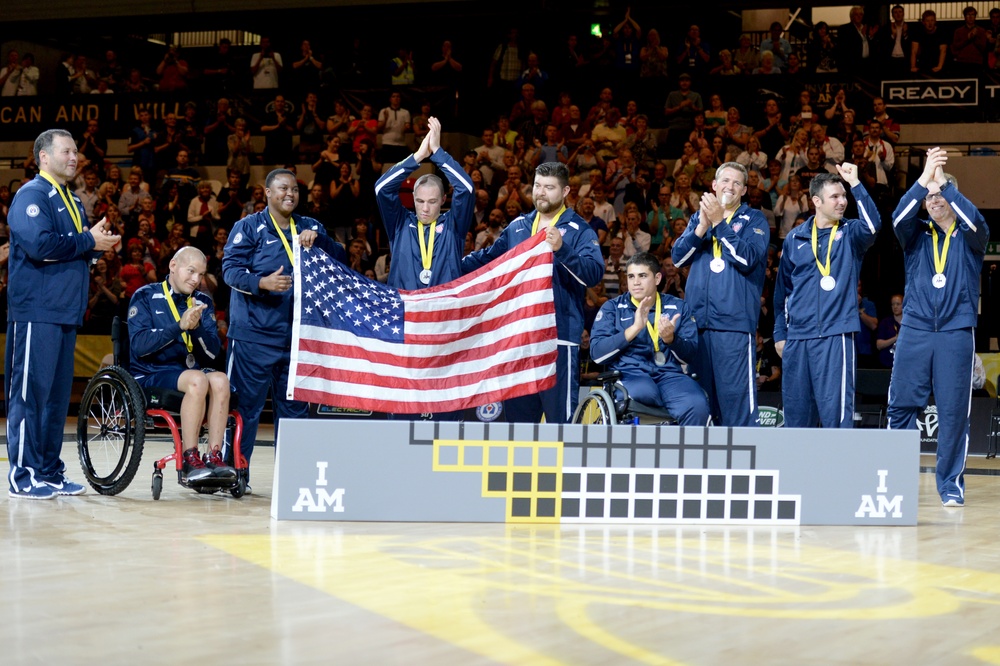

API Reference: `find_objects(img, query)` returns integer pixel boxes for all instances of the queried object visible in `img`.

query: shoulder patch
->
[595,310,603,322]
[128,306,138,318]
[26,204,39,218]
[753,228,766,236]
[569,221,579,230]
[233,232,243,244]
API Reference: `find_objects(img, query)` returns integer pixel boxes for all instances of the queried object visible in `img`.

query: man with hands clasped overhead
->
[887,147,988,507]
[773,162,882,428]
[672,162,769,427]
[590,252,710,425]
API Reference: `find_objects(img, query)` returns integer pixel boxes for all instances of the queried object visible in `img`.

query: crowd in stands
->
[1,4,999,381]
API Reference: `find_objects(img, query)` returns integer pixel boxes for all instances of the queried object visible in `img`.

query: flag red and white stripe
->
[288,232,557,413]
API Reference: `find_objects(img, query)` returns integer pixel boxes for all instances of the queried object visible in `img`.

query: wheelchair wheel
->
[151,470,163,501]
[77,366,146,496]
[573,389,617,425]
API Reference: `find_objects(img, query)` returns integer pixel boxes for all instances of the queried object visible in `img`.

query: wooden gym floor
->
[4,425,1000,665]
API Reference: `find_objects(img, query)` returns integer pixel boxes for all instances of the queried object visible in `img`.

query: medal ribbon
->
[39,170,83,234]
[930,221,956,276]
[811,221,839,278]
[268,211,298,264]
[712,209,737,260]
[161,281,193,353]
[531,205,567,235]
[630,292,663,354]
[417,219,437,272]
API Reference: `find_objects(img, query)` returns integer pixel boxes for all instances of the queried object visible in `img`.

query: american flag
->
[288,232,557,413]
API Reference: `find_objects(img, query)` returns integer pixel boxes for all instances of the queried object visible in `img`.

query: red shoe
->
[183,448,213,483]
[204,449,237,480]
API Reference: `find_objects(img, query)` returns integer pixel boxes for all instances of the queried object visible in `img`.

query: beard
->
[535,196,562,214]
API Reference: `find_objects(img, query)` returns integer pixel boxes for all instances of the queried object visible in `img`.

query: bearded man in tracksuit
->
[223,168,344,490]
[590,252,710,425]
[773,164,881,427]
[672,162,769,427]
[462,162,604,424]
[888,147,988,508]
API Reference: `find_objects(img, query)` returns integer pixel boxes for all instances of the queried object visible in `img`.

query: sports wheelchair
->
[572,370,677,425]
[76,316,248,499]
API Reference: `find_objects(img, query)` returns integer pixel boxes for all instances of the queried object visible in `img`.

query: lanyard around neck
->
[161,281,193,353]
[532,205,566,235]
[417,219,437,271]
[39,170,83,234]
[268,210,298,264]
[811,221,839,278]
[931,220,957,275]
[630,292,663,353]
[712,209,737,259]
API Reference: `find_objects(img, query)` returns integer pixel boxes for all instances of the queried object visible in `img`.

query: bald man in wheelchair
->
[128,246,235,483]
[589,251,711,425]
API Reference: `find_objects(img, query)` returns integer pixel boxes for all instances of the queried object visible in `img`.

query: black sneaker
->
[203,449,237,480]
[182,448,213,483]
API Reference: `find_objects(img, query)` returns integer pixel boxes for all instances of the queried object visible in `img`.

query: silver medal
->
[820,275,836,291]
[186,353,196,369]
[419,269,432,285]
[932,273,947,289]
[710,258,725,273]
[654,351,666,366]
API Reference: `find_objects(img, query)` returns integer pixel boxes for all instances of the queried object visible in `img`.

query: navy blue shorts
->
[134,367,218,391]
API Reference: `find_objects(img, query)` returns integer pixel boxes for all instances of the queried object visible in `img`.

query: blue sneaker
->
[9,484,58,500]
[45,476,87,496]
[942,497,964,508]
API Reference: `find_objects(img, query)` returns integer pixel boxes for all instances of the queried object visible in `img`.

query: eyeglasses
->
[925,193,945,202]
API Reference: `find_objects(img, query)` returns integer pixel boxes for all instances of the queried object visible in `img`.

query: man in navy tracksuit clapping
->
[589,252,710,425]
[672,162,769,427]
[773,163,881,427]
[887,147,988,508]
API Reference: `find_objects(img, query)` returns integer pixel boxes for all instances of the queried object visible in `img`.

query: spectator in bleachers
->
[296,92,324,164]
[808,21,839,73]
[290,40,323,96]
[795,146,826,193]
[377,91,412,164]
[242,185,265,218]
[488,28,525,94]
[260,94,294,166]
[216,169,248,229]
[675,24,711,80]
[640,28,669,79]
[733,33,759,75]
[876,294,903,369]
[70,55,96,94]
[509,83,537,129]
[911,10,949,75]
[776,127,809,182]
[156,45,189,92]
[121,239,158,298]
[811,124,845,173]
[75,169,101,225]
[836,109,863,149]
[710,49,741,76]
[870,96,901,144]
[156,183,184,236]
[85,257,125,334]
[585,87,617,131]
[202,39,236,94]
[862,120,894,187]
[326,99,354,147]
[55,53,74,95]
[128,108,157,174]
[153,112,183,175]
[839,6,876,76]
[624,114,657,169]
[328,162,359,241]
[121,67,148,94]
[203,98,235,166]
[952,6,988,76]
[163,148,199,208]
[517,53,549,99]
[716,106,752,151]
[118,167,151,218]
[348,104,377,154]
[737,136,767,175]
[250,36,283,90]
[98,50,123,90]
[753,50,781,75]
[389,46,415,86]
[774,174,808,241]
[670,172,698,220]
[76,119,107,178]
[590,108,626,160]
[663,73,702,157]
[226,118,253,184]
[760,21,792,69]
[884,5,912,77]
[1,49,22,97]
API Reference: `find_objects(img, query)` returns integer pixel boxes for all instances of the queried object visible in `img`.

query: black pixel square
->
[511,497,531,517]
[587,473,605,492]
[611,474,630,492]
[536,497,556,517]
[706,500,725,519]
[562,473,581,492]
[755,476,773,495]
[610,499,629,518]
[732,475,750,494]
[635,474,654,493]
[754,500,772,519]
[634,499,653,518]
[730,500,749,519]
[683,499,701,519]
[658,499,677,518]
[586,498,605,518]
[487,472,506,491]
[684,475,702,493]
[513,472,532,491]
[537,473,557,492]
[708,475,726,494]
[660,475,678,493]
[777,500,796,520]
[562,498,580,517]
